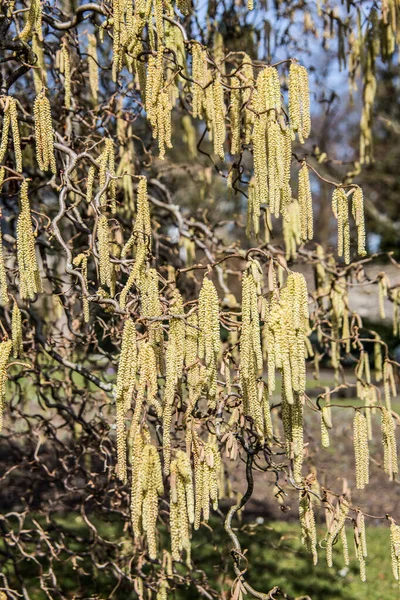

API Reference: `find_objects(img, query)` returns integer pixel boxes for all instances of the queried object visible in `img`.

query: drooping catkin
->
[87,34,99,103]
[230,73,241,155]
[0,339,12,432]
[198,277,220,406]
[240,261,264,435]
[0,96,22,173]
[33,90,57,173]
[170,450,194,563]
[18,0,42,42]
[332,187,350,264]
[16,181,42,300]
[191,44,210,119]
[288,63,311,143]
[130,342,162,441]
[72,253,90,323]
[378,273,389,319]
[374,337,383,383]
[283,200,301,259]
[99,138,117,212]
[325,498,350,568]
[351,185,367,256]
[115,319,137,482]
[383,359,396,413]
[163,290,185,474]
[353,410,369,489]
[11,301,23,358]
[194,439,221,529]
[130,432,164,559]
[97,215,112,291]
[32,33,46,94]
[381,406,398,480]
[59,39,71,110]
[354,511,367,582]
[321,404,332,448]
[390,522,400,581]
[299,490,318,565]
[140,269,164,368]
[298,163,313,241]
[0,224,8,304]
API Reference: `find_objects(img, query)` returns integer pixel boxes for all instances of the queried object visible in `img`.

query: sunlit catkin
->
[18,0,42,42]
[16,181,42,300]
[354,511,367,582]
[298,163,313,241]
[353,410,369,489]
[325,498,349,568]
[87,34,99,103]
[0,224,8,304]
[59,39,71,110]
[0,340,12,432]
[351,185,367,256]
[194,440,221,529]
[198,277,220,406]
[97,215,112,292]
[0,96,22,172]
[170,451,194,563]
[390,522,400,581]
[12,301,23,358]
[381,407,398,480]
[115,319,137,482]
[332,187,350,264]
[288,63,311,143]
[299,490,318,565]
[33,90,56,173]
[72,253,89,323]
[99,138,117,212]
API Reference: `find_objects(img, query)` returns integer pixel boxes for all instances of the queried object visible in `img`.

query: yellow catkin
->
[321,405,331,448]
[374,338,383,383]
[170,451,194,563]
[390,522,400,581]
[383,360,396,413]
[130,432,164,559]
[58,39,71,110]
[0,340,12,432]
[194,439,221,529]
[115,319,137,482]
[230,73,241,155]
[16,181,43,300]
[332,187,350,264]
[283,200,301,259]
[97,215,112,291]
[198,277,220,407]
[0,96,22,172]
[72,253,90,322]
[378,274,389,319]
[87,34,99,103]
[191,44,210,120]
[354,511,367,582]
[351,185,367,256]
[325,498,349,568]
[381,407,398,480]
[18,0,42,42]
[353,410,369,489]
[120,178,151,308]
[288,63,311,143]
[33,90,57,173]
[298,163,313,241]
[11,301,23,358]
[240,262,264,436]
[86,166,95,204]
[98,138,117,212]
[246,179,260,238]
[0,224,8,304]
[163,290,185,474]
[299,490,318,565]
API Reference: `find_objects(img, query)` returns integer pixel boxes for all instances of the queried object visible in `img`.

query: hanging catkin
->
[16,181,43,300]
[170,450,194,563]
[97,215,113,292]
[283,200,301,259]
[59,39,71,110]
[299,490,318,565]
[351,185,367,256]
[32,34,46,94]
[115,319,137,482]
[98,138,117,212]
[354,511,367,582]
[390,522,400,581]
[298,163,313,241]
[0,224,8,304]
[332,187,350,264]
[353,410,369,489]
[325,498,349,568]
[87,34,99,103]
[0,339,12,432]
[194,439,221,529]
[163,290,185,474]
[381,407,398,480]
[0,96,22,173]
[288,62,311,143]
[198,277,220,407]
[11,301,23,358]
[72,253,89,323]
[18,0,42,42]
[230,73,241,155]
[33,90,57,173]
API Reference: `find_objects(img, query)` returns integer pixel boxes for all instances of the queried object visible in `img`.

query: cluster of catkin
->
[16,181,42,300]
[0,96,22,173]
[332,185,366,265]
